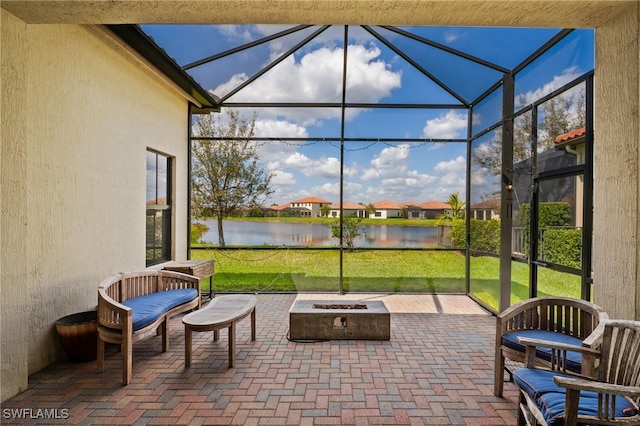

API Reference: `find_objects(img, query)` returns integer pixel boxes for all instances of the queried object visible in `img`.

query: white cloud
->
[284,152,358,178]
[307,181,363,201]
[364,144,410,178]
[270,170,296,186]
[215,43,401,125]
[435,155,466,174]
[254,119,308,138]
[444,30,460,43]
[360,168,380,182]
[422,110,468,139]
[517,66,583,107]
[217,25,254,42]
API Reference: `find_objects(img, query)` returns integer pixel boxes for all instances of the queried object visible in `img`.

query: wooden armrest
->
[554,376,640,398]
[97,286,131,329]
[518,336,601,371]
[582,317,608,347]
[517,336,600,355]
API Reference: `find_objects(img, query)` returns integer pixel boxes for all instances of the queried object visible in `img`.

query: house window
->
[375,211,382,217]
[146,150,172,266]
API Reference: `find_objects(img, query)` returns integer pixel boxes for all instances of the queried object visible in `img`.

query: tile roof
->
[421,200,450,209]
[555,127,586,144]
[373,200,403,209]
[328,201,365,210]
[470,198,500,209]
[270,203,293,211]
[290,197,332,204]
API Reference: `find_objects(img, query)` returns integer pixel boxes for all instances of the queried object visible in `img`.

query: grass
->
[191,248,582,312]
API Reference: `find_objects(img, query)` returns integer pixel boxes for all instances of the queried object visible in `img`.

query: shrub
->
[451,219,500,254]
[191,223,209,244]
[540,228,581,268]
[519,202,573,257]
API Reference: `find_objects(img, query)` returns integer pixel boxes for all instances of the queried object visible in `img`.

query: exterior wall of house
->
[371,209,402,219]
[1,12,191,400]
[593,5,640,322]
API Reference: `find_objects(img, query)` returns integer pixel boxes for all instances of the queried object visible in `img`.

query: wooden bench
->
[494,296,608,397]
[97,270,201,385]
[183,294,257,368]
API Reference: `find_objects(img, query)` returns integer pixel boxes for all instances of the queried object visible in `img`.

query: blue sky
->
[142,25,594,206]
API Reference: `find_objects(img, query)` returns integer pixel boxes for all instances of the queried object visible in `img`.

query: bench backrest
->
[97,270,200,331]
[500,297,607,340]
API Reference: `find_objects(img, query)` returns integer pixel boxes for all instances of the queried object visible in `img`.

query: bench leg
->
[251,307,256,341]
[228,322,236,368]
[185,326,192,368]
[122,340,132,385]
[97,336,105,373]
[494,350,505,397]
[162,319,169,352]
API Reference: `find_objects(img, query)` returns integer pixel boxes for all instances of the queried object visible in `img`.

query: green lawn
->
[191,248,582,312]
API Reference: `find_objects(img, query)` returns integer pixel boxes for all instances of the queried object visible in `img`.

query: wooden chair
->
[514,319,640,425]
[494,297,608,397]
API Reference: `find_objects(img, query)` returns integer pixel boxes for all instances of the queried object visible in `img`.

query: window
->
[146,150,172,266]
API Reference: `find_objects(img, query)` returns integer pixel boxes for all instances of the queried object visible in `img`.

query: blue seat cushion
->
[513,368,638,425]
[122,289,198,331]
[503,330,584,372]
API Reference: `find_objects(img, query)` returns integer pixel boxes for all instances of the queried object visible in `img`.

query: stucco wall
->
[593,4,640,321]
[1,9,30,399]
[1,10,190,400]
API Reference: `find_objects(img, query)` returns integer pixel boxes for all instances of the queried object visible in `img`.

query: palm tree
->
[437,192,466,223]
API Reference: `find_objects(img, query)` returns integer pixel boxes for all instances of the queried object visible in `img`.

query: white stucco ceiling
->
[1,0,635,27]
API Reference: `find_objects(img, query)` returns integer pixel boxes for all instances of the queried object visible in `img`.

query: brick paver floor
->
[2,294,520,425]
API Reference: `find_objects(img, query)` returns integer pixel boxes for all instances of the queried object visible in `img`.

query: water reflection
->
[197,220,438,247]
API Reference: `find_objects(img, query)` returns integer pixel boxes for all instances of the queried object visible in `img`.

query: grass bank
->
[191,248,581,312]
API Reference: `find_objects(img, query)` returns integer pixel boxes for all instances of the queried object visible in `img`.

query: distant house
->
[421,200,451,219]
[402,201,423,219]
[470,198,501,220]
[372,200,403,219]
[328,201,366,218]
[289,197,332,217]
[268,203,297,217]
[555,127,585,228]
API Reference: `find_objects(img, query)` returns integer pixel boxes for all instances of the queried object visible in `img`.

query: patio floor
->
[2,293,521,425]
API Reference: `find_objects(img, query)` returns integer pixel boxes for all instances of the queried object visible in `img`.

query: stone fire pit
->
[289,300,390,341]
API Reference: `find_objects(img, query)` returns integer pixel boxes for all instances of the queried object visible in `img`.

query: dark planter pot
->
[55,310,97,363]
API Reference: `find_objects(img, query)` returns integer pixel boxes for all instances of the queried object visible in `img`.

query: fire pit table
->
[289,299,390,341]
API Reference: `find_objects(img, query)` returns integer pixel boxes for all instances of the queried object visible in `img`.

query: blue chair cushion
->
[503,330,584,372]
[122,288,198,331]
[513,368,638,425]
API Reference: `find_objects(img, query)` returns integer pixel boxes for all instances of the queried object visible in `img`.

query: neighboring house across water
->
[469,198,501,220]
[420,200,452,219]
[328,201,366,218]
[402,201,423,219]
[289,197,332,217]
[371,200,404,219]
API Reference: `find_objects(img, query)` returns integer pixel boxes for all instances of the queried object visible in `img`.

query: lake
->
[197,219,439,247]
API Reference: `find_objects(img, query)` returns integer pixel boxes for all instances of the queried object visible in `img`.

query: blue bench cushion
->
[513,368,638,425]
[503,330,584,372]
[122,289,198,331]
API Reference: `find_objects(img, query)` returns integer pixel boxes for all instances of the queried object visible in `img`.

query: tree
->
[330,216,364,252]
[191,109,273,247]
[437,191,466,224]
[471,89,586,203]
[365,203,377,218]
[320,204,331,217]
